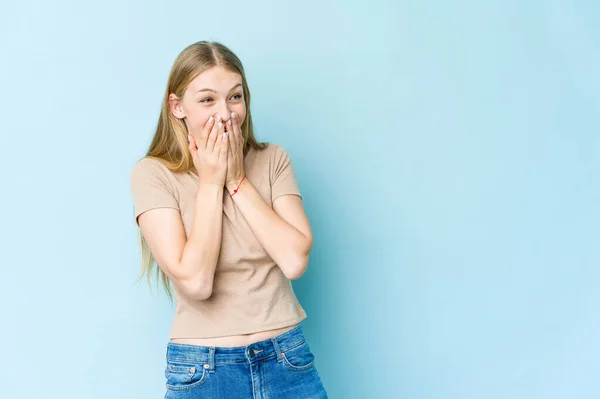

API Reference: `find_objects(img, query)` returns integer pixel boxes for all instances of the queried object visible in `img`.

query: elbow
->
[284,238,313,280]
[284,234,313,280]
[188,286,213,301]
[283,255,309,280]
[180,276,214,301]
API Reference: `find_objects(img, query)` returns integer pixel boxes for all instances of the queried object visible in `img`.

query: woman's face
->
[170,66,246,134]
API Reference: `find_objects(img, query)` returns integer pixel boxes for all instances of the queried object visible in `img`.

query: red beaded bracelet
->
[230,175,246,197]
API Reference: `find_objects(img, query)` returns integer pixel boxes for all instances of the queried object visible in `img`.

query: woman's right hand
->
[188,116,228,186]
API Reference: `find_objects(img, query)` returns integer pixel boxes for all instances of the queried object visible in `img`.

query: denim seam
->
[282,355,315,371]
[168,356,249,365]
[167,340,306,364]
[279,338,306,353]
[165,367,208,391]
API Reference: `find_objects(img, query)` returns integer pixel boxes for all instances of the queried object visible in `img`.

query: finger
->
[188,117,209,150]
[226,117,237,150]
[228,126,235,155]
[219,131,228,161]
[199,116,216,150]
[201,116,215,147]
[207,116,222,152]
[210,118,224,153]
[231,112,243,150]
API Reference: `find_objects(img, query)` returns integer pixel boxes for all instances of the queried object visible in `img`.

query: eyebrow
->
[196,83,242,93]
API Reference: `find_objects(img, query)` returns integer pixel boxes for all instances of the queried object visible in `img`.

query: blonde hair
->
[136,41,266,300]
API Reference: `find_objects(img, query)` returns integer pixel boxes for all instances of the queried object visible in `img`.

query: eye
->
[231,93,242,100]
[200,97,213,103]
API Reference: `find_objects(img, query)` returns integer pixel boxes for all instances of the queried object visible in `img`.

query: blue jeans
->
[164,324,328,398]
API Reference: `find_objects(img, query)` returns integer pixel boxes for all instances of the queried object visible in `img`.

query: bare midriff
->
[169,323,299,348]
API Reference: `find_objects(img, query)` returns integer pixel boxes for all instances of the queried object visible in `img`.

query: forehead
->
[188,66,242,91]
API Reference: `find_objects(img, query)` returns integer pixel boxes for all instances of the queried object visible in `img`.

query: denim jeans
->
[164,324,328,398]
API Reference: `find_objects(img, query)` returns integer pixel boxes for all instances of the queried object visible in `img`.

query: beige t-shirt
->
[129,143,307,339]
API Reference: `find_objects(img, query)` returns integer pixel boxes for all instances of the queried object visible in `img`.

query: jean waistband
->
[166,324,306,366]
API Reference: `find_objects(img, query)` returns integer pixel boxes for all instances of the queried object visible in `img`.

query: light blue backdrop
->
[1,0,598,398]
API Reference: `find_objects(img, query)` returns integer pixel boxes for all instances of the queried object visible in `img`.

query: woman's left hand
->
[225,111,246,194]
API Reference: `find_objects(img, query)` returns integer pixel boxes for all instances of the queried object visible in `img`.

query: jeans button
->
[249,348,255,357]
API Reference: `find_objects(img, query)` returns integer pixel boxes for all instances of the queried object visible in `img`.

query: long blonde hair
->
[137,41,266,300]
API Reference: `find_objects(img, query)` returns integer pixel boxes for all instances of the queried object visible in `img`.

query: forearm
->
[227,179,311,279]
[178,183,224,298]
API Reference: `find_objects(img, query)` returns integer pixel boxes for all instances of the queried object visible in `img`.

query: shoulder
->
[266,142,287,153]
[253,143,295,173]
[247,142,284,163]
[131,156,166,172]
[129,157,174,186]
[261,142,291,161]
[251,142,288,154]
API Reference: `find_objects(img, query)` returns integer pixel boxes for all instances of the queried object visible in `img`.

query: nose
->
[215,102,233,125]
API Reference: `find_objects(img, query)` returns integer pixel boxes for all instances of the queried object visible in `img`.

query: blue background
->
[1,0,599,398]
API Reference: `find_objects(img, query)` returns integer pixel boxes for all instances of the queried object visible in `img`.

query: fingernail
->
[218,122,223,129]
[208,116,214,123]
[227,119,232,126]
[232,112,237,119]
[222,132,227,140]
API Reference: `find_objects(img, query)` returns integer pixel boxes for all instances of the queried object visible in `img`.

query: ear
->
[168,93,186,119]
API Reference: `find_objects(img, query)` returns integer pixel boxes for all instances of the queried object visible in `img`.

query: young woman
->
[129,41,328,398]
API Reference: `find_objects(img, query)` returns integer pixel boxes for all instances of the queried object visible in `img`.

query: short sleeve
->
[129,157,180,225]
[270,144,302,202]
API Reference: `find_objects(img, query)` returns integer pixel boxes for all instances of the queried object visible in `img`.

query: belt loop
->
[271,337,283,362]
[208,347,216,372]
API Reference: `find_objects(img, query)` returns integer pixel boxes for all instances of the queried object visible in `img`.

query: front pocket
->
[281,341,316,371]
[165,361,208,391]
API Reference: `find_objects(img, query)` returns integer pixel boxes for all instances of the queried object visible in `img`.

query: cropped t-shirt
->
[129,143,307,339]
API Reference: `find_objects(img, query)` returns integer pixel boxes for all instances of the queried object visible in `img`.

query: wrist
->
[197,181,225,195]
[226,175,246,196]
[197,180,225,189]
